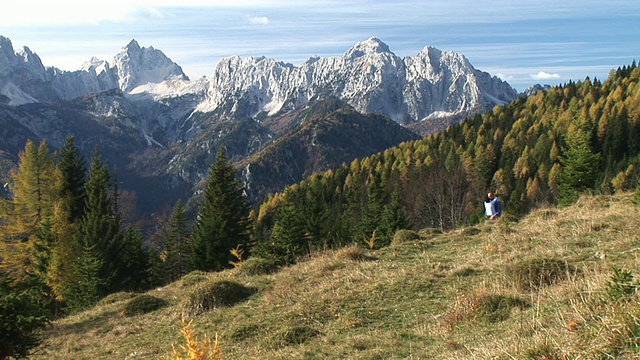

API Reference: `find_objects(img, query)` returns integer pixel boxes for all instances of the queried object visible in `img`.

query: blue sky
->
[1,0,638,91]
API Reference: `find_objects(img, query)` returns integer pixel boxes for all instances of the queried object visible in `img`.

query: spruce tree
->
[165,200,190,282]
[253,193,306,265]
[72,147,121,297]
[557,126,601,206]
[380,186,412,242]
[57,136,86,223]
[355,172,386,245]
[119,226,149,291]
[190,147,251,272]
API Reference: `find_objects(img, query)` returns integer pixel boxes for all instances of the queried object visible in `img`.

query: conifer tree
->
[57,136,86,223]
[64,242,104,311]
[0,140,60,278]
[119,226,149,291]
[557,126,601,206]
[355,172,387,245]
[71,147,121,298]
[190,147,251,272]
[254,194,306,265]
[380,186,412,242]
[301,182,329,250]
[164,200,190,282]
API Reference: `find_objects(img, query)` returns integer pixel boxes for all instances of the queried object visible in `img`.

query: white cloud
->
[248,16,270,25]
[530,71,561,80]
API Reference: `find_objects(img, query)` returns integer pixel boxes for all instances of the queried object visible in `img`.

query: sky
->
[1,0,639,92]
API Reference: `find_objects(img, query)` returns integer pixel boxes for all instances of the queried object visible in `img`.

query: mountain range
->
[0,35,520,214]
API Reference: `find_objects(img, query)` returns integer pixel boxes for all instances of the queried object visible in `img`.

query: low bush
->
[391,229,420,246]
[272,326,322,348]
[188,280,255,315]
[123,295,168,316]
[238,257,280,276]
[509,258,576,291]
[181,271,208,287]
[418,228,442,238]
[96,292,138,306]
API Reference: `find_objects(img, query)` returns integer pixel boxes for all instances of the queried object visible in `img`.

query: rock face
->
[0,35,519,210]
[197,37,518,124]
[0,36,188,105]
[1,35,516,124]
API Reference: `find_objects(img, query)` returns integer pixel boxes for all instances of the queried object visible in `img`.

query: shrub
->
[0,277,49,359]
[443,292,529,330]
[170,318,221,360]
[335,244,376,262]
[509,258,576,291]
[181,271,208,287]
[418,228,442,238]
[606,266,638,302]
[391,229,420,246]
[238,257,280,276]
[188,280,255,315]
[123,295,168,316]
[96,292,138,306]
[272,326,322,348]
[475,294,529,323]
[462,227,481,236]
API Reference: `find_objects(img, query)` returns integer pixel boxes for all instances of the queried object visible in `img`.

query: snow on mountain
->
[195,37,518,124]
[1,35,518,126]
[0,36,189,104]
[112,39,189,93]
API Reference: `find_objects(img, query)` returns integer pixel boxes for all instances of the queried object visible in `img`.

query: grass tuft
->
[509,258,577,291]
[122,295,168,316]
[271,326,322,348]
[187,280,255,315]
[237,256,281,276]
[181,271,209,287]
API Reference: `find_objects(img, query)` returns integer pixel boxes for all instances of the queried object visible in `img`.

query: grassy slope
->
[35,193,640,359]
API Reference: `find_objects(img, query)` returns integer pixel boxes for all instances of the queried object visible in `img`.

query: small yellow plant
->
[170,318,221,360]
[228,245,245,268]
[363,230,378,250]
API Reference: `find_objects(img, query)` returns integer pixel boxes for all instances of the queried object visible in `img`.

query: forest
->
[1,61,639,358]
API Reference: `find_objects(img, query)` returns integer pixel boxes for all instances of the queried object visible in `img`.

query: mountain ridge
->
[0,35,521,213]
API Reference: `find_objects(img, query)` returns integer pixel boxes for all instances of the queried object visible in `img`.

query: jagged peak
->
[123,39,142,52]
[344,37,392,60]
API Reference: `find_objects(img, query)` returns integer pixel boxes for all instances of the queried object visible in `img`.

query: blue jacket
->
[484,197,502,217]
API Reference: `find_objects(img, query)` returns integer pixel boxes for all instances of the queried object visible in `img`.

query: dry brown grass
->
[33,192,640,359]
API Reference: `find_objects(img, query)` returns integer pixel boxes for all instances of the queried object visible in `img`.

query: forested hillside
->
[252,62,640,264]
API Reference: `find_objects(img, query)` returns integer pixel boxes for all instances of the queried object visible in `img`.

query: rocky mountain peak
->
[112,39,188,92]
[344,37,392,60]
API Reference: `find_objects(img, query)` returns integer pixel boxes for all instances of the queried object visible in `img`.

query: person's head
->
[487,192,495,200]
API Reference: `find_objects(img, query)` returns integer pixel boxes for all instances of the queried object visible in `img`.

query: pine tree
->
[0,274,50,359]
[164,200,190,282]
[557,126,602,206]
[355,172,387,245]
[380,186,412,242]
[64,242,104,311]
[300,182,329,251]
[119,226,149,291]
[253,193,306,265]
[71,147,121,297]
[190,147,251,272]
[57,136,86,223]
